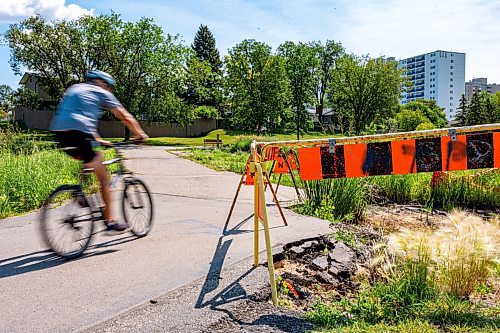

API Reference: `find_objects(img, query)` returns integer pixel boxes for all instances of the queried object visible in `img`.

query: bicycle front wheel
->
[122,178,153,237]
[40,186,95,259]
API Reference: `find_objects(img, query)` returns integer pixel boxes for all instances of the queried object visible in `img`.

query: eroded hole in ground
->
[273,231,377,311]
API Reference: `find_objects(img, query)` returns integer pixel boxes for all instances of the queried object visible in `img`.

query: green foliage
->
[6,14,191,125]
[278,41,317,138]
[12,87,43,110]
[415,122,436,131]
[395,109,431,131]
[225,39,291,133]
[181,148,248,174]
[371,171,499,211]
[0,85,14,111]
[300,178,367,222]
[394,100,446,132]
[227,137,253,153]
[310,40,344,121]
[192,24,223,74]
[329,55,405,134]
[187,25,223,108]
[458,92,499,126]
[194,105,218,119]
[404,100,447,128]
[306,238,499,332]
[429,171,499,210]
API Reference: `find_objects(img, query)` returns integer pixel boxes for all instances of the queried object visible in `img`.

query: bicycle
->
[40,142,153,259]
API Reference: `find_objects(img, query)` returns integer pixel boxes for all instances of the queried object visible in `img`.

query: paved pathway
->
[0,146,330,333]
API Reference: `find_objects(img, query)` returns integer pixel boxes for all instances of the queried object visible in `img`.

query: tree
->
[192,25,223,74]
[188,25,223,108]
[6,14,191,129]
[6,15,85,99]
[403,100,447,128]
[467,92,489,125]
[455,94,468,125]
[310,40,344,121]
[225,39,290,133]
[329,55,404,134]
[278,41,316,139]
[0,85,14,111]
[395,109,431,131]
[415,122,436,131]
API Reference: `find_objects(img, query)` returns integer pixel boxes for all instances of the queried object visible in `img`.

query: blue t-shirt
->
[50,83,122,136]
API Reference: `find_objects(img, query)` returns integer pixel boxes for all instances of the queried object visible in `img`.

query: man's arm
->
[109,106,148,141]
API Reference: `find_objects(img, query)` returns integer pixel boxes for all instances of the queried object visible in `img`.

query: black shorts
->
[53,130,97,163]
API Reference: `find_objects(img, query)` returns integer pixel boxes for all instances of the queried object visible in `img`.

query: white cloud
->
[0,0,93,23]
[332,0,500,81]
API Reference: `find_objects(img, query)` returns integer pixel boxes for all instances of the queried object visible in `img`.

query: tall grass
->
[306,212,499,332]
[371,170,499,211]
[388,211,499,297]
[300,178,368,222]
[0,150,81,218]
[0,126,116,219]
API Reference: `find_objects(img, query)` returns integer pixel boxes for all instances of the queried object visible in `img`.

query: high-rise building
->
[465,78,500,101]
[398,50,465,121]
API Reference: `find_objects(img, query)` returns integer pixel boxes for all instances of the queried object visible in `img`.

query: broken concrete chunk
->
[311,256,328,270]
[289,246,305,255]
[314,271,339,285]
[329,263,351,280]
[329,241,356,266]
[301,240,319,250]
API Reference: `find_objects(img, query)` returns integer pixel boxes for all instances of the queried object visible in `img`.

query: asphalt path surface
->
[0,146,330,333]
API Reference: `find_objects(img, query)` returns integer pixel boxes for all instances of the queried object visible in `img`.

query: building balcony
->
[416,55,425,61]
[416,68,425,73]
[416,61,425,68]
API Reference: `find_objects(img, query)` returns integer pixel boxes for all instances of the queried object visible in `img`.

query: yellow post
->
[256,163,278,306]
[252,141,259,268]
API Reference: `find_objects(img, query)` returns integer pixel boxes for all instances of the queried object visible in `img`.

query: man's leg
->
[84,152,115,223]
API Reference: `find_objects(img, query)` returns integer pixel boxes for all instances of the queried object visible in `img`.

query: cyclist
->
[50,70,148,234]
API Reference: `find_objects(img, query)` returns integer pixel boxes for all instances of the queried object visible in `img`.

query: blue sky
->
[1,0,499,88]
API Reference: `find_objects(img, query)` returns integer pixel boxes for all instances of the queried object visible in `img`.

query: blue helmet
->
[86,70,116,87]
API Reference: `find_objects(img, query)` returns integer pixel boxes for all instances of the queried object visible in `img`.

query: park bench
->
[203,138,222,148]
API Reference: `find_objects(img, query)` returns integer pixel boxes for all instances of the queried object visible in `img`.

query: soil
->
[205,204,499,332]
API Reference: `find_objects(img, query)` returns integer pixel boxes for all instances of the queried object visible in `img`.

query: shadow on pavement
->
[0,234,136,278]
[195,213,284,308]
[195,214,310,332]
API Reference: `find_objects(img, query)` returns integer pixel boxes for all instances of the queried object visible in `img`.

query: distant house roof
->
[19,72,35,85]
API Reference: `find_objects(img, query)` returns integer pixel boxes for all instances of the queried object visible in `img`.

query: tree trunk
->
[316,104,324,123]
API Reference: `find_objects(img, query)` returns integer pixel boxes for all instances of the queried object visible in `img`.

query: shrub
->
[194,105,218,119]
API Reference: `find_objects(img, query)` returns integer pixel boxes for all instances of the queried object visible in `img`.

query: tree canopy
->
[225,39,290,133]
[329,55,405,134]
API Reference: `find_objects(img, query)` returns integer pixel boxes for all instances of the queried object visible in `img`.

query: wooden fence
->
[14,107,217,138]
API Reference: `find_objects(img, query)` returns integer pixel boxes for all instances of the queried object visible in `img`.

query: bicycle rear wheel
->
[122,178,153,237]
[40,186,94,259]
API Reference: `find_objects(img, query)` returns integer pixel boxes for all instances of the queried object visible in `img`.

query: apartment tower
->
[398,50,465,120]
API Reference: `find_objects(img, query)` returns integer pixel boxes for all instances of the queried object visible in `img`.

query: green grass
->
[0,126,118,219]
[371,170,499,211]
[146,129,339,147]
[0,150,81,218]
